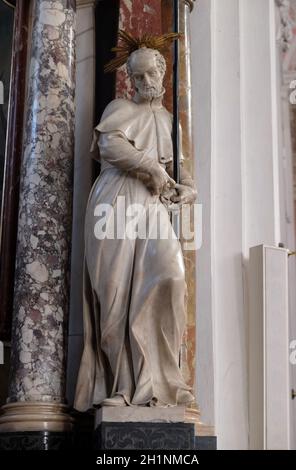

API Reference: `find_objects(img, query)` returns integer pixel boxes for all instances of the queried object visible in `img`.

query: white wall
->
[280,2,296,449]
[192,0,284,449]
[191,0,216,431]
[68,0,293,450]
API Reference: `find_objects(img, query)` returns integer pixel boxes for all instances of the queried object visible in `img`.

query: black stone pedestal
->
[0,431,73,450]
[94,422,195,450]
[0,427,217,450]
[195,435,217,450]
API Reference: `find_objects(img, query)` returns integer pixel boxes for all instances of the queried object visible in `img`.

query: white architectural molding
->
[192,0,289,449]
[249,245,290,450]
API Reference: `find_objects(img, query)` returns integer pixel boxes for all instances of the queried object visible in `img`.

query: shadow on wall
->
[290,105,296,225]
[0,345,10,406]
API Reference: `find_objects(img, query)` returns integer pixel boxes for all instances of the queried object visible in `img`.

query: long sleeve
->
[98,131,159,174]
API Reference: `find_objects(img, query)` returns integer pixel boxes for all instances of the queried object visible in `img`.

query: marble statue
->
[74,45,197,411]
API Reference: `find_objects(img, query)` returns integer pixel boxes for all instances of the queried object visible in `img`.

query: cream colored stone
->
[22,329,33,344]
[18,306,26,321]
[37,110,46,124]
[20,351,31,364]
[27,193,36,205]
[47,123,58,134]
[0,402,74,433]
[29,172,41,186]
[52,269,61,278]
[96,406,186,426]
[30,235,39,249]
[40,292,49,301]
[34,142,44,154]
[44,305,53,315]
[48,56,56,71]
[38,95,47,109]
[40,8,66,27]
[26,261,49,283]
[47,92,60,109]
[125,0,132,13]
[56,307,63,321]
[57,62,68,80]
[22,377,33,391]
[47,27,59,40]
[52,133,61,148]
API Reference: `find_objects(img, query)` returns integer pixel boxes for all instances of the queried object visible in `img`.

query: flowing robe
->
[74,95,194,411]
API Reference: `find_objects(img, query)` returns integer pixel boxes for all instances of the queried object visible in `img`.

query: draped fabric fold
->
[74,96,194,412]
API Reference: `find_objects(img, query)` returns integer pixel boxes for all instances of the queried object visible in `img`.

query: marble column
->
[162,0,199,421]
[175,0,216,443]
[178,0,197,406]
[0,0,76,439]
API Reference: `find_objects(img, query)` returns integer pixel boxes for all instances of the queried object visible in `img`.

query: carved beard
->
[137,83,163,100]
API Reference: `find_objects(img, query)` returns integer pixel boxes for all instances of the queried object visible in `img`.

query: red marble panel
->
[116,0,163,98]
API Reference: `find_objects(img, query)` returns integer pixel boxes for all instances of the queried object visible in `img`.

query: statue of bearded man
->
[74,47,197,410]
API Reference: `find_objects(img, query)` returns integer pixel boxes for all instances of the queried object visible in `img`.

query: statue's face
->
[130,50,164,100]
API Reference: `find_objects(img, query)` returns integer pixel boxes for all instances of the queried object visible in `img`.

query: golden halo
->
[104,30,182,73]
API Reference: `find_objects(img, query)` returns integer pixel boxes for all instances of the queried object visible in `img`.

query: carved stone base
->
[93,406,216,450]
[94,406,194,449]
[0,402,74,432]
[0,405,217,450]
[0,431,73,450]
[95,422,195,450]
[0,422,217,450]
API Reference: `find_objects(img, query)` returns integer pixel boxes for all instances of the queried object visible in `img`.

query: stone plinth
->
[96,405,186,425]
[94,406,195,450]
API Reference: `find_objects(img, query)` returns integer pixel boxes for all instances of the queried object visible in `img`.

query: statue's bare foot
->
[100,395,127,407]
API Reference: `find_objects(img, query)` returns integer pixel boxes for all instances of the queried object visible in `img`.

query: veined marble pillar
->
[162,0,199,422]
[178,0,197,407]
[0,0,76,443]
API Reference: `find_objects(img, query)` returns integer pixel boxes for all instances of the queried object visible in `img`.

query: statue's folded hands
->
[170,183,197,206]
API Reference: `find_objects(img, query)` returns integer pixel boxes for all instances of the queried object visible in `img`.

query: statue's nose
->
[143,74,152,86]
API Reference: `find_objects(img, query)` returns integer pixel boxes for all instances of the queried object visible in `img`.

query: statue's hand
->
[146,166,175,196]
[160,187,178,209]
[169,183,197,207]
